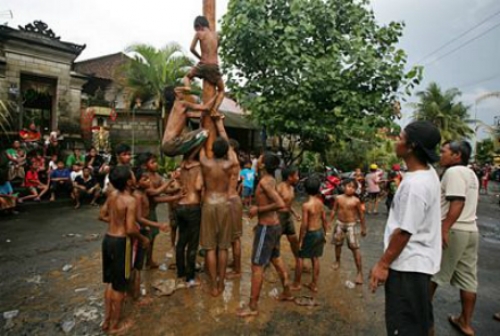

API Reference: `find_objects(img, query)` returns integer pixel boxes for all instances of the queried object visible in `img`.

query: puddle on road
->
[0,211,386,335]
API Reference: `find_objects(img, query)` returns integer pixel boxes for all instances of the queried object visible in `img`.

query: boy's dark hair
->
[163,86,176,113]
[57,160,64,165]
[229,139,240,152]
[263,153,280,175]
[342,178,358,189]
[133,167,148,182]
[136,152,154,167]
[194,16,210,29]
[213,137,229,159]
[82,166,90,171]
[282,165,298,181]
[443,140,472,166]
[110,166,132,192]
[75,162,82,167]
[115,143,131,155]
[305,177,321,195]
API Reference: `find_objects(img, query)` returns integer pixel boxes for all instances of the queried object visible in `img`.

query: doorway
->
[20,74,57,135]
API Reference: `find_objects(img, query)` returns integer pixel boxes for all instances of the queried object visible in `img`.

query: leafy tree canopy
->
[220,0,420,154]
[412,82,473,141]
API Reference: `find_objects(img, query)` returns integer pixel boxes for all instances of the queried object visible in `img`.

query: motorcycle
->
[320,167,342,209]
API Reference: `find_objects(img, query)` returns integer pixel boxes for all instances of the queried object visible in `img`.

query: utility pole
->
[201,0,218,158]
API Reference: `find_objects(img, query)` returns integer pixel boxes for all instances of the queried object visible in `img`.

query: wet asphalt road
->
[0,191,499,335]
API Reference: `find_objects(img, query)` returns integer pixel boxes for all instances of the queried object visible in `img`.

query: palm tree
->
[119,42,194,154]
[412,82,473,141]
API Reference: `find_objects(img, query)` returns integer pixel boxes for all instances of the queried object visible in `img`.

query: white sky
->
[1,0,499,139]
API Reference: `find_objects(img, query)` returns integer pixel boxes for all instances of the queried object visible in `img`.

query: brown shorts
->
[229,196,243,240]
[200,202,231,250]
[162,128,208,157]
[332,220,360,249]
[189,63,222,85]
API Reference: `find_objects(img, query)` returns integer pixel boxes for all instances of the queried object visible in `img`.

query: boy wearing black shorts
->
[98,166,149,334]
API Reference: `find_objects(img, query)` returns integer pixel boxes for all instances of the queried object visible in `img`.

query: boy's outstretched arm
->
[99,198,110,223]
[133,194,168,232]
[357,200,366,236]
[298,204,309,249]
[190,34,201,60]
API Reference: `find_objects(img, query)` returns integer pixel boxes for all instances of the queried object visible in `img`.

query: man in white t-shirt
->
[431,141,479,336]
[370,121,442,336]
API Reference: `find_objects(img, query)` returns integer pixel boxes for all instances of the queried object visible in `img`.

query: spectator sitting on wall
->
[85,147,104,177]
[0,170,18,214]
[66,147,86,168]
[49,160,72,202]
[20,162,49,202]
[73,166,101,209]
[5,140,27,182]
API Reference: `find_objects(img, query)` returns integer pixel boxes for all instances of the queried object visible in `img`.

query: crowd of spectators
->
[0,136,112,213]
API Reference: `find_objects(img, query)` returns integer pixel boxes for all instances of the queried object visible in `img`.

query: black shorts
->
[102,235,131,292]
[279,212,296,236]
[251,224,282,266]
[133,229,149,270]
[299,229,325,259]
[368,192,380,200]
[385,269,433,336]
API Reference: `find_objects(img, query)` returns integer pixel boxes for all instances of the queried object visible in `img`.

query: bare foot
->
[290,283,302,291]
[276,293,295,301]
[135,296,153,307]
[102,320,110,332]
[74,203,81,209]
[226,271,241,280]
[210,287,220,297]
[108,319,133,335]
[332,262,340,270]
[448,315,475,336]
[147,261,159,269]
[304,283,318,293]
[49,196,55,202]
[236,306,258,318]
[355,273,364,285]
[34,197,41,202]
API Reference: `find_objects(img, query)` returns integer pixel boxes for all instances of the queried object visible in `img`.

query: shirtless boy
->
[331,178,367,284]
[143,153,180,268]
[131,168,181,302]
[183,16,225,117]
[291,177,327,292]
[277,166,301,262]
[175,154,203,287]
[227,139,243,279]
[161,86,215,157]
[98,166,150,334]
[199,137,237,297]
[237,153,292,317]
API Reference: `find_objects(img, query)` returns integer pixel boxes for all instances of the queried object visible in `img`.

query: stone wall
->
[109,113,161,153]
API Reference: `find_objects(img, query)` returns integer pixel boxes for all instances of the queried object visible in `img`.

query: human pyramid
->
[98,15,369,334]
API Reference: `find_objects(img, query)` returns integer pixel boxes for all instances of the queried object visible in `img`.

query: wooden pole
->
[202,0,218,158]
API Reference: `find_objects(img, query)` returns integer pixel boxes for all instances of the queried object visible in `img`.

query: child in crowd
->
[131,168,171,304]
[70,163,84,182]
[48,154,58,172]
[240,161,256,208]
[0,173,18,214]
[49,161,72,202]
[331,178,366,284]
[73,166,101,209]
[21,163,49,202]
[385,171,399,213]
[291,177,327,292]
[99,166,149,334]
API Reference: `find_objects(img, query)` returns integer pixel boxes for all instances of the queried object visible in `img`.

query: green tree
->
[475,138,495,164]
[412,82,473,141]
[220,0,420,162]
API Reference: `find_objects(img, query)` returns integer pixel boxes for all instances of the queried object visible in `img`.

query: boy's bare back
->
[303,197,325,232]
[196,29,219,64]
[335,194,362,223]
[101,190,137,237]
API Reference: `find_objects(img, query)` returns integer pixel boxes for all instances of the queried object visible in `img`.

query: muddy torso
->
[336,195,360,223]
[107,190,134,237]
[148,172,164,209]
[228,156,240,198]
[201,158,231,204]
[277,182,294,213]
[164,102,187,141]
[304,197,324,231]
[179,161,202,205]
[256,175,279,225]
[133,190,150,223]
[198,30,219,64]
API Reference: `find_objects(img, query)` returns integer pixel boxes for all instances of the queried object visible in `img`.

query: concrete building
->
[0,21,87,145]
